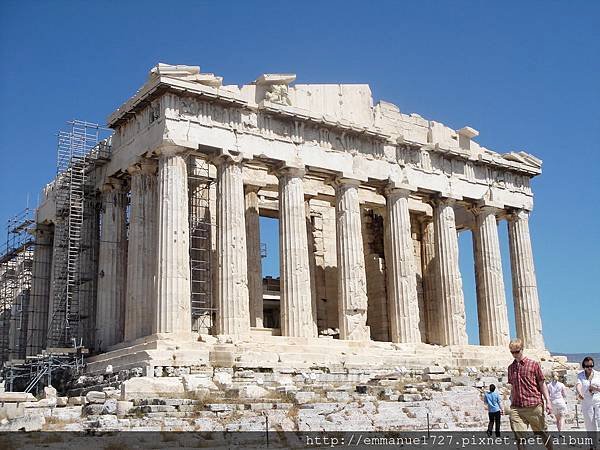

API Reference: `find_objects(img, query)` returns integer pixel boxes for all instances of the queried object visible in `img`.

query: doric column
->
[278,167,316,337]
[245,185,263,328]
[305,199,319,335]
[124,160,157,341]
[472,206,510,346]
[420,218,439,344]
[334,178,370,340]
[26,224,53,356]
[95,179,128,351]
[384,187,421,343]
[215,155,250,336]
[155,147,192,334]
[508,209,545,349]
[433,197,468,346]
[80,194,100,350]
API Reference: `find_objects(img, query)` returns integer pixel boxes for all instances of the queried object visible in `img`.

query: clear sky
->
[1,1,598,353]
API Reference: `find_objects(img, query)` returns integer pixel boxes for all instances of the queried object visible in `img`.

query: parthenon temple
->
[1,63,548,377]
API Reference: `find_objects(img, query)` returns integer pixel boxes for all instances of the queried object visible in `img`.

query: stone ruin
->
[0,62,576,434]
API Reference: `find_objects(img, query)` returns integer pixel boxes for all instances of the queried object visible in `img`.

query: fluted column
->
[433,197,468,346]
[124,160,157,341]
[420,219,439,344]
[335,179,370,340]
[215,155,250,336]
[473,207,510,346]
[155,147,192,334]
[26,224,53,355]
[278,167,316,337]
[384,187,421,343]
[245,186,263,328]
[508,209,545,349]
[95,179,128,351]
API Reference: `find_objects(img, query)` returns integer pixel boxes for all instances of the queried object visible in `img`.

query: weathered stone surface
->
[213,371,233,389]
[43,385,57,399]
[51,406,82,421]
[238,385,268,399]
[278,167,316,338]
[0,392,36,402]
[215,156,250,336]
[335,179,369,340]
[155,147,192,333]
[422,373,451,382]
[424,366,446,374]
[86,391,106,404]
[0,403,24,420]
[0,413,45,431]
[102,399,118,415]
[83,404,104,416]
[120,377,185,400]
[385,187,421,343]
[433,198,468,346]
[182,374,218,391]
[508,210,545,350]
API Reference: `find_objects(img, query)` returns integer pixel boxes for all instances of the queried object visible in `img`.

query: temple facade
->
[25,64,546,371]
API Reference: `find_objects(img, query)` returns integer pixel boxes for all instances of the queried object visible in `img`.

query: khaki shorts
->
[509,404,550,440]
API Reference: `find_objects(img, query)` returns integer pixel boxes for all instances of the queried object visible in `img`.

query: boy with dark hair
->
[482,383,502,437]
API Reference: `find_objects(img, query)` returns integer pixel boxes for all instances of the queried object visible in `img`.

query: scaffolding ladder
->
[47,120,110,348]
[0,208,35,365]
[188,156,214,332]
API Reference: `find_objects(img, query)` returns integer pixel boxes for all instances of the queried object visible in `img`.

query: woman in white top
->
[547,371,567,433]
[576,356,600,444]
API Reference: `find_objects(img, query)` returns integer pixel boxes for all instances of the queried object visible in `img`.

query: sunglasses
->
[511,350,522,354]
[583,365,594,369]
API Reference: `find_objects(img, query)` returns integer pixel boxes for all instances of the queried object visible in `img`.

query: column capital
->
[384,185,415,199]
[210,149,245,166]
[470,205,502,219]
[244,183,264,194]
[127,158,158,177]
[101,177,127,194]
[433,195,459,207]
[507,208,531,222]
[274,165,305,178]
[155,144,188,159]
[331,177,362,189]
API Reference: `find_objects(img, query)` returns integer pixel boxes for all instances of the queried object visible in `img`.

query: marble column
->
[95,179,128,351]
[508,209,545,349]
[335,179,370,340]
[420,219,439,344]
[80,194,100,350]
[433,197,468,346]
[278,167,316,337]
[26,224,53,356]
[473,207,510,346]
[45,220,62,347]
[124,160,157,341]
[384,187,421,343]
[215,155,250,336]
[245,186,263,328]
[155,147,192,334]
[305,199,319,335]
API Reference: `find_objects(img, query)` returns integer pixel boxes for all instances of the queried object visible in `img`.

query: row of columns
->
[29,145,544,353]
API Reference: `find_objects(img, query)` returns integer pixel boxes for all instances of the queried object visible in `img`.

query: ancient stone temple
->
[25,63,547,375]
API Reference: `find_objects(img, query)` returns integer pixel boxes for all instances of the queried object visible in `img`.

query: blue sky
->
[1,1,598,353]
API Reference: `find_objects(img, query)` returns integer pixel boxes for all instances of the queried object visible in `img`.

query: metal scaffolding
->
[188,156,214,332]
[46,120,111,349]
[0,208,35,365]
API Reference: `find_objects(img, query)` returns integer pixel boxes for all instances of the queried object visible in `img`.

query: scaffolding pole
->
[46,120,110,349]
[0,208,35,365]
[188,156,214,333]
